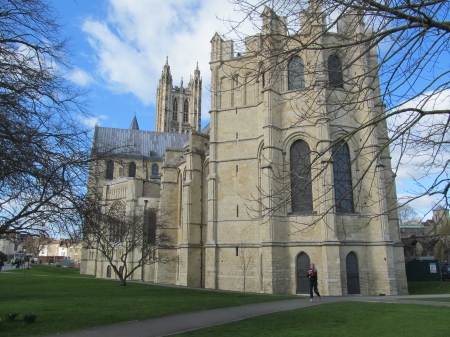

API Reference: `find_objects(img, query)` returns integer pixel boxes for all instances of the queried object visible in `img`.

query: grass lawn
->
[401,297,450,302]
[0,265,296,337]
[174,302,450,337]
[407,281,450,295]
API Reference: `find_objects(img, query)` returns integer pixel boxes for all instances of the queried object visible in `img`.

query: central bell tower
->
[155,58,202,133]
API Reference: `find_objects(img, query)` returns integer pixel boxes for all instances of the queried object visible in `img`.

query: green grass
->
[0,265,296,337]
[401,297,450,302]
[174,302,450,337]
[407,281,450,294]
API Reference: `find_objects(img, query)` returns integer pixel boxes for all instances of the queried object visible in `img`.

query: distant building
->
[400,208,450,263]
[39,240,82,263]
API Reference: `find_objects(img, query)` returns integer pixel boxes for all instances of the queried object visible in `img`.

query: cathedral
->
[82,6,408,296]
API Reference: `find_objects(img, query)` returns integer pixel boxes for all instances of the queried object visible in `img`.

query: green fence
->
[405,259,442,281]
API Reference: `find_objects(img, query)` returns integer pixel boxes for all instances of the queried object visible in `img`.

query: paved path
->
[46,294,450,337]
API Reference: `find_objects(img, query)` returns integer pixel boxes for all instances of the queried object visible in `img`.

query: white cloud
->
[79,115,108,128]
[67,67,94,86]
[81,0,246,125]
[389,89,450,181]
[396,193,441,219]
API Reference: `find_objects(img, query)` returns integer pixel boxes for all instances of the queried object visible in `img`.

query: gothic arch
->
[332,141,354,213]
[146,210,157,245]
[283,132,316,153]
[106,160,114,180]
[346,251,361,294]
[288,56,305,90]
[151,164,159,177]
[296,252,310,294]
[128,162,136,178]
[290,140,313,213]
[108,201,126,242]
[173,98,178,121]
[183,99,189,122]
[328,54,344,88]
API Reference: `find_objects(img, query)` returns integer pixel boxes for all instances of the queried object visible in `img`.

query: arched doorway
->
[296,253,310,294]
[106,265,111,278]
[346,252,360,294]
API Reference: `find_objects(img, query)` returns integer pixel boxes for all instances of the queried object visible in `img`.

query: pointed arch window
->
[147,211,157,245]
[328,55,344,88]
[173,99,178,121]
[288,56,305,90]
[128,162,136,178]
[332,141,354,213]
[183,99,189,122]
[108,201,126,242]
[106,160,114,180]
[151,164,159,177]
[290,140,313,213]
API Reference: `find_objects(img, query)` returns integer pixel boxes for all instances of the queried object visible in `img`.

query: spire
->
[129,114,139,130]
[165,56,169,66]
[181,77,183,88]
[194,61,200,79]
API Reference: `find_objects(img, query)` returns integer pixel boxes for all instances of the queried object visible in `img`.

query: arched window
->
[290,140,313,213]
[128,162,136,178]
[106,265,111,278]
[332,141,354,213]
[183,99,189,122]
[346,252,360,294]
[108,201,126,242]
[147,211,157,245]
[288,56,305,90]
[106,160,114,180]
[173,99,178,121]
[296,253,310,294]
[328,55,344,88]
[151,164,159,176]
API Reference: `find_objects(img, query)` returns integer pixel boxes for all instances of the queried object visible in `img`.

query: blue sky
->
[50,0,239,131]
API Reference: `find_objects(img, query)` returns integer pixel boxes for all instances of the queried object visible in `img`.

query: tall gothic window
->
[290,140,313,213]
[332,141,354,213]
[328,55,344,88]
[106,160,114,180]
[288,56,305,90]
[147,211,157,245]
[151,164,159,176]
[128,162,136,178]
[183,99,189,122]
[173,99,178,121]
[108,201,126,242]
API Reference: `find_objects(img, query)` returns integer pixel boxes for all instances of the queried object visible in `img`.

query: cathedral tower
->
[155,58,202,133]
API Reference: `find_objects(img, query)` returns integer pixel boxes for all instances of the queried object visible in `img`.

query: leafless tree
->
[83,198,175,286]
[398,204,421,226]
[238,243,255,293]
[220,0,449,230]
[0,0,92,236]
[24,235,52,258]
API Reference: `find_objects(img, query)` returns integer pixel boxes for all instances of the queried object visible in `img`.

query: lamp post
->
[23,249,26,277]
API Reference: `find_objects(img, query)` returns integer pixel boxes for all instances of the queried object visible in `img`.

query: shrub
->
[23,313,37,325]
[5,313,18,321]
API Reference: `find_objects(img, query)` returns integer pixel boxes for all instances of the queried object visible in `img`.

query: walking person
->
[307,263,321,303]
